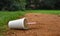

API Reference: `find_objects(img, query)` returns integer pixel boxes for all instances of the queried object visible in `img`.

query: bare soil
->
[5,13,60,36]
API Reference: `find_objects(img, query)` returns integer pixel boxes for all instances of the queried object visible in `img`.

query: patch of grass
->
[0,10,60,36]
[26,10,60,14]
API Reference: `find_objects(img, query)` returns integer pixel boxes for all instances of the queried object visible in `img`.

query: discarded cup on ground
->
[8,17,28,29]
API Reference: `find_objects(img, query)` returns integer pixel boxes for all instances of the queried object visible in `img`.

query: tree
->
[0,0,26,11]
[26,0,60,9]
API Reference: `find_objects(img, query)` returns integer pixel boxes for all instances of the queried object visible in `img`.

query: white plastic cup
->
[8,18,28,29]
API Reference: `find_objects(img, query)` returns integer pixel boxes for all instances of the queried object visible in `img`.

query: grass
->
[0,10,60,36]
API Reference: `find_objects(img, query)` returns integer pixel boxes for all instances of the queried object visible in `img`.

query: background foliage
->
[0,0,60,11]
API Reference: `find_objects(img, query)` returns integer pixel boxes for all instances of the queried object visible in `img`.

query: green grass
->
[0,10,60,36]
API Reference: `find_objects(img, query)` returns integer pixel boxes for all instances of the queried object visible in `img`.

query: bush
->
[0,0,26,11]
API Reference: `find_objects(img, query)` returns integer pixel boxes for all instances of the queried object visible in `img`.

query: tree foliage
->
[0,0,60,10]
[0,0,26,11]
[26,0,60,9]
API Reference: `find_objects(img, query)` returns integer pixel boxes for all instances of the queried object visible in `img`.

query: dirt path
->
[5,13,60,36]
